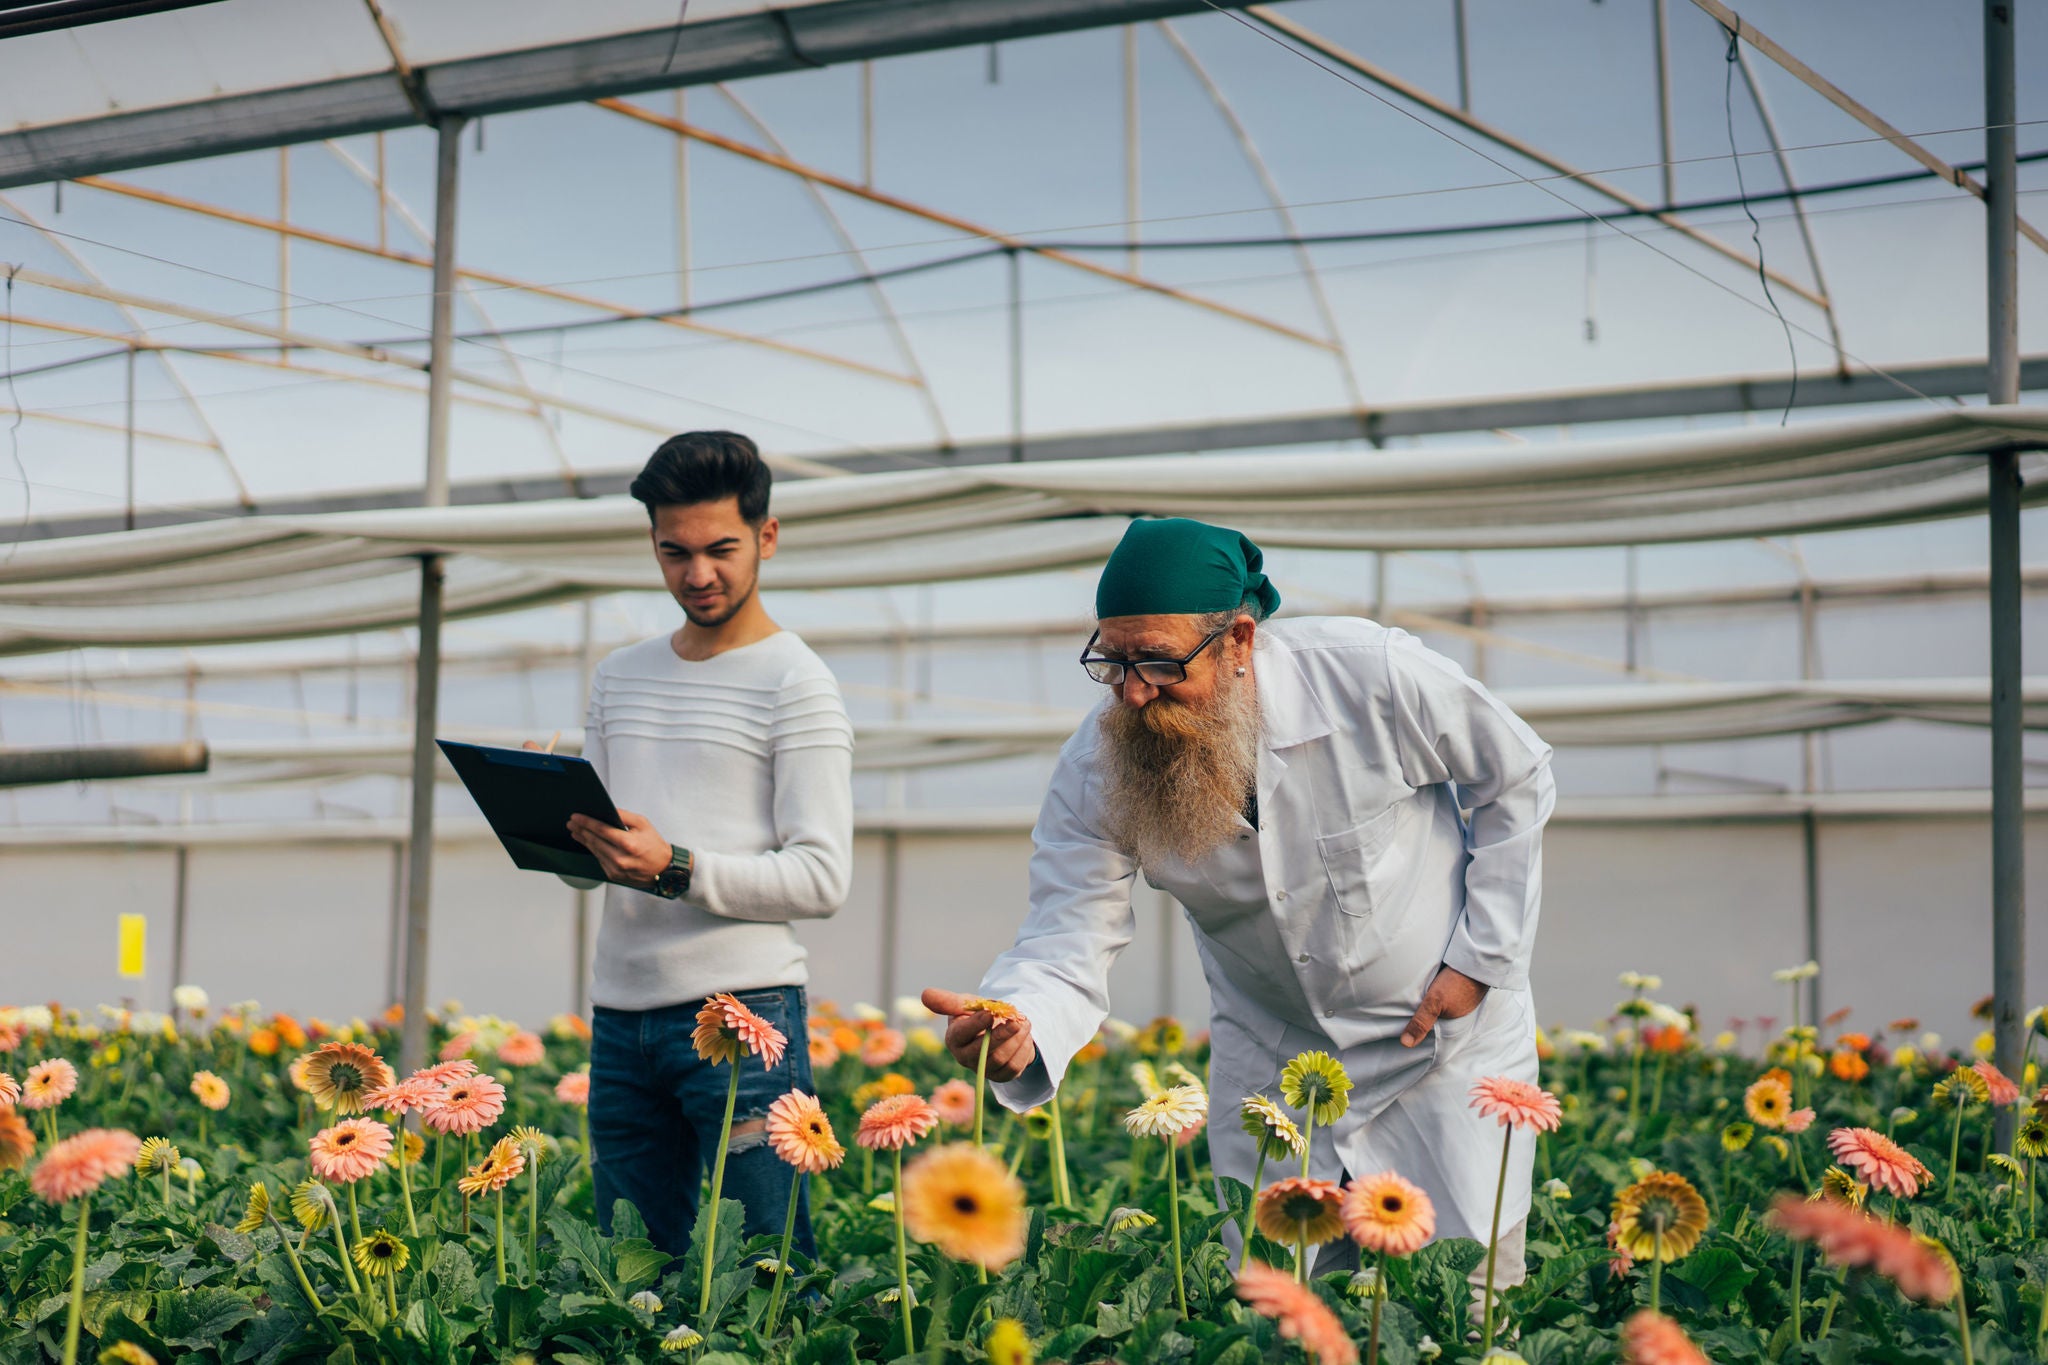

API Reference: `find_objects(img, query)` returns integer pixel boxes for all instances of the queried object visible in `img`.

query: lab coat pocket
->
[1430,992,1486,1063]
[1316,801,1412,920]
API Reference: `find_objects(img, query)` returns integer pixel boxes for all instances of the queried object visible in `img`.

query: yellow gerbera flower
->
[1610,1171,1709,1263]
[289,1180,332,1232]
[134,1136,181,1176]
[1721,1122,1754,1152]
[985,1317,1034,1365]
[1933,1068,1990,1109]
[1809,1166,1868,1208]
[234,1181,270,1235]
[1280,1051,1351,1126]
[901,1142,1028,1271]
[1240,1094,1307,1161]
[352,1230,410,1279]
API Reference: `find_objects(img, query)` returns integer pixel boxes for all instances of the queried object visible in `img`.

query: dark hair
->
[629,431,772,525]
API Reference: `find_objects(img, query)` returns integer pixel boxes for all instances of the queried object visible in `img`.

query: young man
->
[563,430,853,1257]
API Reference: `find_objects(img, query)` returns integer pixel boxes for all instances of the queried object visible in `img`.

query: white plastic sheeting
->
[0,408,2044,656]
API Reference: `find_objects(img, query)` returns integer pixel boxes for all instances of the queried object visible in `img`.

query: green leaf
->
[203,1223,259,1266]
[79,1289,152,1337]
[786,1323,859,1365]
[1671,1244,1756,1310]
[426,1238,482,1319]
[675,1197,746,1310]
[491,1281,548,1346]
[81,1249,125,1290]
[609,1199,650,1241]
[547,1208,617,1297]
[231,1307,314,1365]
[405,1297,459,1365]
[153,1285,256,1349]
[610,1237,673,1295]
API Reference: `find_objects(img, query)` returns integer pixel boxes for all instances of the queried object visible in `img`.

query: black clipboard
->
[438,740,625,880]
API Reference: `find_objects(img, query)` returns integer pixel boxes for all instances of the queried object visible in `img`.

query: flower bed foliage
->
[1,972,2046,1365]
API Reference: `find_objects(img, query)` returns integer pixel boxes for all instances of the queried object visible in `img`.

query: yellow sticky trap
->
[117,914,147,979]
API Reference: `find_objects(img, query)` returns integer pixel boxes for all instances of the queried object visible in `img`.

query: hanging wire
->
[1724,23,1797,424]
[2,264,30,560]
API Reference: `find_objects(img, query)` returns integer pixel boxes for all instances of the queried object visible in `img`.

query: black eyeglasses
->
[1079,627,1227,687]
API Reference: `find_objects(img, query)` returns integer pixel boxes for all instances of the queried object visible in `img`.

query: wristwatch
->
[651,844,693,899]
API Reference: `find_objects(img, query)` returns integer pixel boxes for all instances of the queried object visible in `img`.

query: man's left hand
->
[567,809,672,888]
[1399,963,1489,1048]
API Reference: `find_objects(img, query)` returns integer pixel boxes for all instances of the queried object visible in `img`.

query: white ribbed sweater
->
[578,630,854,1010]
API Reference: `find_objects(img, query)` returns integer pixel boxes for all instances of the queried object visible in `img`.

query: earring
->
[1236,667,1247,676]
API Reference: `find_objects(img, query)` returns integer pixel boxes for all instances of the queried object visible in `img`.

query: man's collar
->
[1253,627,1334,750]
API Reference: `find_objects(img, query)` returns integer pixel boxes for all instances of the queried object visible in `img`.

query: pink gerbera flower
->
[496,1031,545,1067]
[765,1090,846,1174]
[1469,1075,1561,1132]
[438,1032,478,1063]
[1973,1060,2021,1106]
[856,1094,941,1151]
[309,1118,395,1184]
[362,1075,439,1115]
[30,1128,140,1202]
[421,1074,507,1136]
[20,1058,78,1111]
[930,1079,978,1128]
[1826,1127,1931,1199]
[1620,1309,1710,1365]
[1768,1195,1955,1303]
[415,1058,478,1086]
[1235,1261,1357,1365]
[1785,1107,1816,1134]
[693,994,788,1069]
[553,1070,590,1106]
[860,1028,907,1067]
[0,1072,17,1109]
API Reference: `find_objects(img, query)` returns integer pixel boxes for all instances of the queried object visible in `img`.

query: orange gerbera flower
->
[930,1079,978,1128]
[308,1118,394,1184]
[29,1127,140,1202]
[247,1027,280,1057]
[1620,1309,1709,1365]
[0,1072,16,1108]
[1825,1126,1931,1199]
[1829,1050,1870,1082]
[901,1142,1028,1271]
[421,1074,507,1136]
[808,1029,841,1067]
[1973,1060,2021,1106]
[1767,1195,1955,1303]
[19,1058,78,1111]
[1235,1261,1357,1365]
[272,1015,308,1050]
[190,1071,231,1111]
[1611,1172,1710,1263]
[1341,1171,1435,1256]
[1836,1032,1872,1053]
[861,1028,907,1068]
[856,1094,940,1151]
[496,1031,545,1067]
[554,1071,590,1106]
[1468,1076,1561,1132]
[1744,1075,1792,1129]
[765,1090,845,1174]
[0,1109,34,1171]
[457,1136,526,1196]
[297,1042,394,1114]
[693,994,789,1069]
[1256,1177,1347,1248]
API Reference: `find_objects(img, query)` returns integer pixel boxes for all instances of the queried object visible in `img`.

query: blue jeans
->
[590,986,816,1259]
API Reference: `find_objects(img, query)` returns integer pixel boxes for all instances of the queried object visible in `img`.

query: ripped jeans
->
[590,986,815,1259]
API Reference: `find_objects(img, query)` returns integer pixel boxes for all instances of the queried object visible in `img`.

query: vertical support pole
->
[169,844,189,1012]
[1801,811,1821,1026]
[375,131,388,253]
[1624,546,1641,673]
[674,90,691,309]
[572,597,598,1017]
[386,842,405,1009]
[400,114,466,1077]
[123,346,136,532]
[860,62,875,188]
[1124,25,1141,273]
[1006,248,1024,462]
[278,146,291,358]
[880,831,901,1012]
[1452,0,1470,112]
[1986,0,2023,1153]
[1798,565,1822,1024]
[1372,551,1388,623]
[1651,0,1675,207]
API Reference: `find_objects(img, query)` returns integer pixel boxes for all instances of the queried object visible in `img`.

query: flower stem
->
[268,1212,325,1314]
[385,1269,399,1319]
[162,1165,172,1209]
[765,1172,804,1337]
[1295,1217,1308,1285]
[347,1182,362,1245]
[1301,1111,1315,1181]
[526,1160,539,1286]
[578,1107,591,1187]
[699,1061,742,1318]
[329,1203,366,1300]
[1367,1255,1384,1365]
[1167,1136,1188,1318]
[893,1146,915,1355]
[494,1186,507,1285]
[1955,1265,1976,1365]
[1238,1148,1266,1274]
[1047,1089,1071,1208]
[397,1120,419,1237]
[973,1032,990,1149]
[1788,1241,1802,1345]
[1949,1099,1967,1200]
[59,1194,90,1365]
[1480,1125,1511,1353]
[1651,1258,1663,1315]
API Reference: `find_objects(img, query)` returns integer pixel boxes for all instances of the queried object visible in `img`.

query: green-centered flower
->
[1240,1094,1306,1161]
[1721,1121,1754,1152]
[1809,1166,1868,1207]
[510,1125,553,1166]
[628,1290,662,1313]
[659,1324,704,1353]
[289,1179,332,1232]
[1107,1207,1157,1234]
[134,1136,180,1176]
[2017,1114,2048,1159]
[234,1182,270,1235]
[1933,1068,1990,1109]
[1280,1051,1351,1127]
[351,1230,409,1279]
[1989,1153,2026,1186]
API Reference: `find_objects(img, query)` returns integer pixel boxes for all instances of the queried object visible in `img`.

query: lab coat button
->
[1297,952,1310,963]
[1323,1008,1337,1018]
[1274,890,1287,902]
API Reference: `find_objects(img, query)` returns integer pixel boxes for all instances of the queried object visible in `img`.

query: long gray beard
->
[1095,671,1261,871]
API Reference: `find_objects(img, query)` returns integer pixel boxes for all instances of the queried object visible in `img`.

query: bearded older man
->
[924,517,1553,1303]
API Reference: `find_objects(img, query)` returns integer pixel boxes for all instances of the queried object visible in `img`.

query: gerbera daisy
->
[134,1136,181,1176]
[289,1180,333,1232]
[457,1135,526,1196]
[352,1229,410,1279]
[234,1181,270,1234]
[1469,1076,1562,1132]
[1744,1075,1792,1128]
[857,1093,941,1151]
[100,1343,154,1365]
[861,1028,907,1067]
[496,1031,545,1067]
[394,1130,426,1166]
[554,1070,590,1106]
[1825,1127,1930,1198]
[510,1125,553,1165]
[1235,1260,1359,1365]
[692,993,788,1069]
[309,1118,394,1184]
[1130,1060,1163,1098]
[1811,1166,1869,1208]
[1933,1067,1990,1108]
[1341,1171,1436,1256]
[2017,1114,2048,1160]
[808,1029,841,1068]
[421,1074,507,1136]
[1786,1107,1815,1134]
[1242,1094,1308,1161]
[1767,1195,1955,1303]
[415,1058,478,1086]
[0,1109,35,1172]
[1258,1177,1347,1248]
[929,1079,977,1128]
[985,1318,1032,1365]
[1829,1050,1870,1083]
[1610,1171,1710,1262]
[765,1091,845,1173]
[1124,1085,1208,1139]
[1973,1060,2021,1106]
[189,1071,230,1111]
[1721,1121,1754,1152]
[853,1072,918,1110]
[1619,1309,1709,1365]
[1108,1207,1158,1233]
[362,1075,437,1115]
[901,1141,1028,1271]
[1280,1051,1352,1127]
[660,1324,705,1352]
[20,1058,78,1110]
[29,1127,140,1202]
[0,1072,17,1108]
[297,1042,394,1114]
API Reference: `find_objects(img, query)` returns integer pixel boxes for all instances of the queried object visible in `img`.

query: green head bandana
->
[1094,518,1283,620]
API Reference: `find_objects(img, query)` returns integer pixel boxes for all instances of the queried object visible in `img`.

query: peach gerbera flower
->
[1785,1107,1815,1134]
[693,993,789,1069]
[457,1136,526,1196]
[438,1031,478,1062]
[553,1070,590,1106]
[416,1058,478,1086]
[0,1109,35,1171]
[1620,1309,1709,1365]
[856,1093,941,1151]
[861,1028,907,1067]
[1825,1126,1931,1199]
[765,1091,845,1174]
[808,1029,841,1067]
[1469,1075,1561,1131]
[298,1042,394,1114]
[0,1072,17,1108]
[190,1071,230,1111]
[309,1118,394,1184]
[901,1142,1028,1271]
[1340,1171,1436,1256]
[30,1127,140,1202]
[1256,1177,1347,1248]
[20,1058,78,1111]
[930,1079,978,1128]
[1767,1195,1955,1303]
[1235,1261,1358,1365]
[1973,1060,2021,1106]
[496,1031,545,1067]
[421,1074,507,1136]
[362,1075,438,1115]
[1744,1075,1792,1128]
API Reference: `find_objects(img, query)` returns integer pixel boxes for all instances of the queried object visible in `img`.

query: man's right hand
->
[922,988,1038,1082]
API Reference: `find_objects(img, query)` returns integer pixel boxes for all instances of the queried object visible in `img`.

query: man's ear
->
[1230,613,1258,654]
[756,515,780,561]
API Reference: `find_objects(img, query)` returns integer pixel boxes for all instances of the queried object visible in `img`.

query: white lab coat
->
[982,616,1554,1244]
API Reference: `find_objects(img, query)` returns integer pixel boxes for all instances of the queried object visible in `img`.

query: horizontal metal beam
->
[0,741,206,787]
[6,352,2042,544]
[0,0,1292,189]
